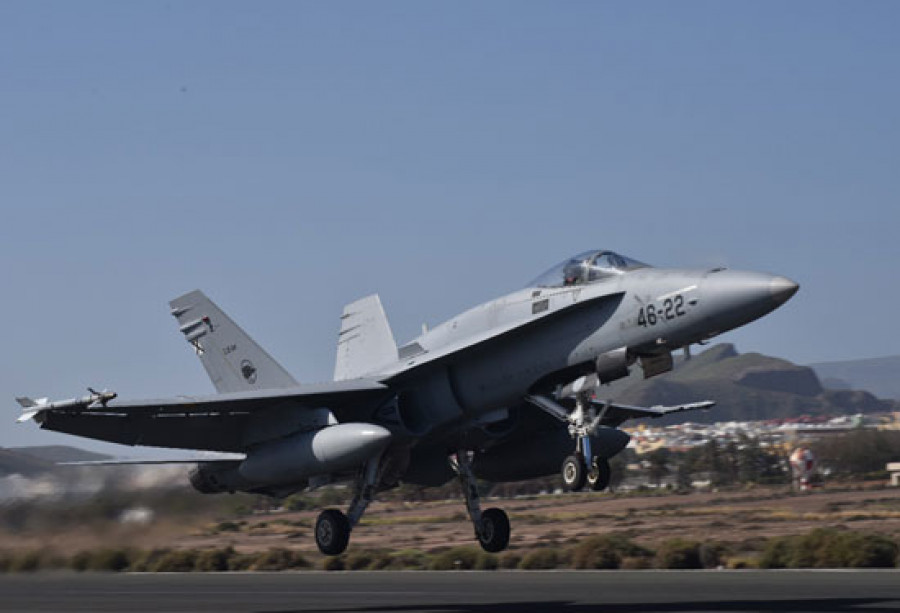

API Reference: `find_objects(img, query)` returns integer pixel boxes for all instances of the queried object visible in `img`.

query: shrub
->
[227,552,257,571]
[150,549,198,572]
[130,549,170,572]
[387,549,429,570]
[655,539,702,569]
[72,548,131,572]
[215,521,242,533]
[571,534,650,570]
[428,547,483,570]
[283,495,309,512]
[619,556,652,569]
[0,550,68,573]
[499,552,522,569]
[760,529,899,569]
[474,553,499,570]
[70,551,92,572]
[843,534,898,568]
[194,548,234,572]
[726,556,759,569]
[368,551,397,570]
[518,548,560,570]
[250,548,310,571]
[699,542,730,569]
[345,551,374,571]
[8,551,45,573]
[323,556,345,571]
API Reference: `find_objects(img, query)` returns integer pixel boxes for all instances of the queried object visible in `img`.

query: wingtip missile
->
[14,388,117,423]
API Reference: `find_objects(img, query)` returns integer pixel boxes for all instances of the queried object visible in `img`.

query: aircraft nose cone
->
[700,269,799,335]
[769,276,799,307]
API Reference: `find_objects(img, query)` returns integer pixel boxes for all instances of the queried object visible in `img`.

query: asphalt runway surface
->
[1,570,899,612]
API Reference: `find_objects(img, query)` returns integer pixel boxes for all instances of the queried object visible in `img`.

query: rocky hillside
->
[810,355,900,400]
[602,344,899,424]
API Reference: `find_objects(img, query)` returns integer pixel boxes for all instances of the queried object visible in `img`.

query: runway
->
[1,570,899,612]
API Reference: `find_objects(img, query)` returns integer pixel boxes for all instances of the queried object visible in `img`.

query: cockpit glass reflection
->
[529,250,650,288]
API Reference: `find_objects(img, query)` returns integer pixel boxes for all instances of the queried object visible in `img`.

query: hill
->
[0,448,55,477]
[602,344,899,424]
[8,445,110,464]
[0,446,110,477]
[809,356,900,400]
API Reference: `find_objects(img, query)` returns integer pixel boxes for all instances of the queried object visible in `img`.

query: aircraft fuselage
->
[380,266,797,435]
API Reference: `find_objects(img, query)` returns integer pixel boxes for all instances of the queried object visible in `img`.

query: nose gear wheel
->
[562,453,587,492]
[587,457,611,491]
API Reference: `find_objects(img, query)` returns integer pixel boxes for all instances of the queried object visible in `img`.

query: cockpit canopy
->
[529,250,650,288]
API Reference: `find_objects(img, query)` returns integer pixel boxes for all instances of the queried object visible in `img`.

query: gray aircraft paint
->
[15,249,797,553]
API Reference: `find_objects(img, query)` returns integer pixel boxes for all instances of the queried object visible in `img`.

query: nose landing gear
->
[525,387,614,494]
[587,456,611,491]
[562,453,587,492]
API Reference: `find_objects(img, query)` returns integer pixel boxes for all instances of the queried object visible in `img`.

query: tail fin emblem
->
[240,360,257,384]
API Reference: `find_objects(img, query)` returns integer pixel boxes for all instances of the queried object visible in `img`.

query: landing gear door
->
[640,352,673,379]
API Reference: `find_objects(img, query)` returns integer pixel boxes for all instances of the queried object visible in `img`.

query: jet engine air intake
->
[595,347,632,384]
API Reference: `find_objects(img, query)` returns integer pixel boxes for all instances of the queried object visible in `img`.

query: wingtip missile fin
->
[16,409,41,423]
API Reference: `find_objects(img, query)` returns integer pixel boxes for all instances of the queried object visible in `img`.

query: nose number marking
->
[637,295,687,327]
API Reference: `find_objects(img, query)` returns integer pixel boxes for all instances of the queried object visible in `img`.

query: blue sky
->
[1,2,898,451]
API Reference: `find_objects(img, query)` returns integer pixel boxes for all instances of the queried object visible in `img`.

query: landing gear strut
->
[315,454,381,556]
[564,393,614,493]
[453,450,510,553]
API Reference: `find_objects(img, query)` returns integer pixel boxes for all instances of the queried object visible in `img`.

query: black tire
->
[587,457,611,491]
[562,454,587,492]
[478,508,510,553]
[315,509,351,556]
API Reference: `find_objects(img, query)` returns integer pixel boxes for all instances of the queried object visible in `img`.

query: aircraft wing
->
[16,379,393,453]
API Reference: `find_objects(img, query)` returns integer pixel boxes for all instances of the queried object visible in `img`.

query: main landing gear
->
[453,450,510,553]
[315,454,381,556]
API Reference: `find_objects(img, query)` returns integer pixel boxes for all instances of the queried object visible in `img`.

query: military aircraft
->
[15,249,797,555]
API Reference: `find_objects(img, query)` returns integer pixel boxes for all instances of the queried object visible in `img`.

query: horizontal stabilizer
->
[525,394,715,429]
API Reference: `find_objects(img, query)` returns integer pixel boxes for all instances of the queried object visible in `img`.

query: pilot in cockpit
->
[531,250,649,288]
[563,261,587,286]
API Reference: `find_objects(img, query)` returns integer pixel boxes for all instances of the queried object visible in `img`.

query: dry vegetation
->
[2,480,900,571]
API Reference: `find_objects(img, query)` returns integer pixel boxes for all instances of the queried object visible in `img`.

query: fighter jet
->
[15,249,798,555]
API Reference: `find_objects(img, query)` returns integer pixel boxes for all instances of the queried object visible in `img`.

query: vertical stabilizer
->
[334,294,398,381]
[170,290,298,393]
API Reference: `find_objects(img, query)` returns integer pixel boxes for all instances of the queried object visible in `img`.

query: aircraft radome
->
[16,249,798,555]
